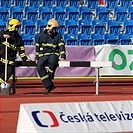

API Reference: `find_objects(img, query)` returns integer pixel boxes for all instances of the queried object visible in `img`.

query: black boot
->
[44,85,56,95]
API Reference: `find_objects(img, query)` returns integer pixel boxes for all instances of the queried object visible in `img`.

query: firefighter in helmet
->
[0,19,31,86]
[36,18,66,94]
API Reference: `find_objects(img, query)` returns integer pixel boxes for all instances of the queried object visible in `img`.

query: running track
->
[0,78,133,133]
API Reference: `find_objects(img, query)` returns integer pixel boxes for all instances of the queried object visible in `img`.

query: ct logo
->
[32,110,59,128]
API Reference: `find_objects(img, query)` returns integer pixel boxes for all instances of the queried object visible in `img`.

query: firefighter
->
[36,18,66,94]
[0,19,31,85]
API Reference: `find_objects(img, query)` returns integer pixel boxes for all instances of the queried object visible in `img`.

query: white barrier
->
[59,61,115,95]
[13,61,115,95]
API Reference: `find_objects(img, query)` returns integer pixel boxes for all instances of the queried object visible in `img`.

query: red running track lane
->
[0,78,133,133]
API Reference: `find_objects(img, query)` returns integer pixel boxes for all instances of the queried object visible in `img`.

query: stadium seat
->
[22,19,35,36]
[124,20,133,35]
[10,6,23,22]
[114,6,127,22]
[119,0,132,9]
[65,19,78,36]
[36,19,47,33]
[54,0,67,9]
[0,6,9,22]
[0,0,11,8]
[12,0,26,8]
[65,6,79,22]
[68,0,80,9]
[118,34,132,45]
[92,20,105,36]
[27,0,40,8]
[41,0,54,9]
[79,6,92,22]
[78,33,91,46]
[34,33,38,43]
[38,6,52,21]
[64,33,77,45]
[91,34,104,45]
[105,0,118,10]
[21,33,33,45]
[52,6,65,22]
[96,6,109,22]
[107,20,121,36]
[56,19,65,36]
[24,6,38,22]
[78,19,92,36]
[85,0,98,10]
[104,34,118,44]
[0,19,6,31]
[128,6,133,20]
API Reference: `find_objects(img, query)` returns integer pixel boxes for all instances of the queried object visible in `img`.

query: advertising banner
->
[95,44,133,75]
[16,100,133,133]
[16,46,95,77]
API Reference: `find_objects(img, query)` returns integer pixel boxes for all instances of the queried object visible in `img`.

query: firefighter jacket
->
[0,30,28,65]
[35,30,66,60]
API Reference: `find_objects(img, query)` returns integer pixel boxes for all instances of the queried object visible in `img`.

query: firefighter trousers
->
[37,54,59,88]
[0,63,14,84]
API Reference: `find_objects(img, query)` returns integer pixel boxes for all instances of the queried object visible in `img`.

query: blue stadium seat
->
[22,19,35,36]
[65,6,79,22]
[91,34,104,45]
[56,19,65,36]
[92,20,105,36]
[41,0,54,9]
[0,6,9,22]
[10,6,23,22]
[52,6,65,22]
[105,0,118,10]
[65,19,78,36]
[34,33,38,43]
[85,0,98,10]
[54,0,67,9]
[78,33,91,46]
[104,34,118,44]
[38,6,52,21]
[0,19,6,31]
[21,33,33,45]
[64,33,77,45]
[118,34,132,45]
[79,6,92,22]
[124,20,133,35]
[78,20,92,36]
[96,6,109,22]
[119,0,132,9]
[68,0,80,9]
[114,6,127,22]
[107,20,121,36]
[24,6,38,22]
[128,6,133,20]
[0,0,11,8]
[36,19,47,33]
[27,0,40,8]
[12,0,26,8]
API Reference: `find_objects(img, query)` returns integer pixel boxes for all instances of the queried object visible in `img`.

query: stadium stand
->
[0,0,132,45]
